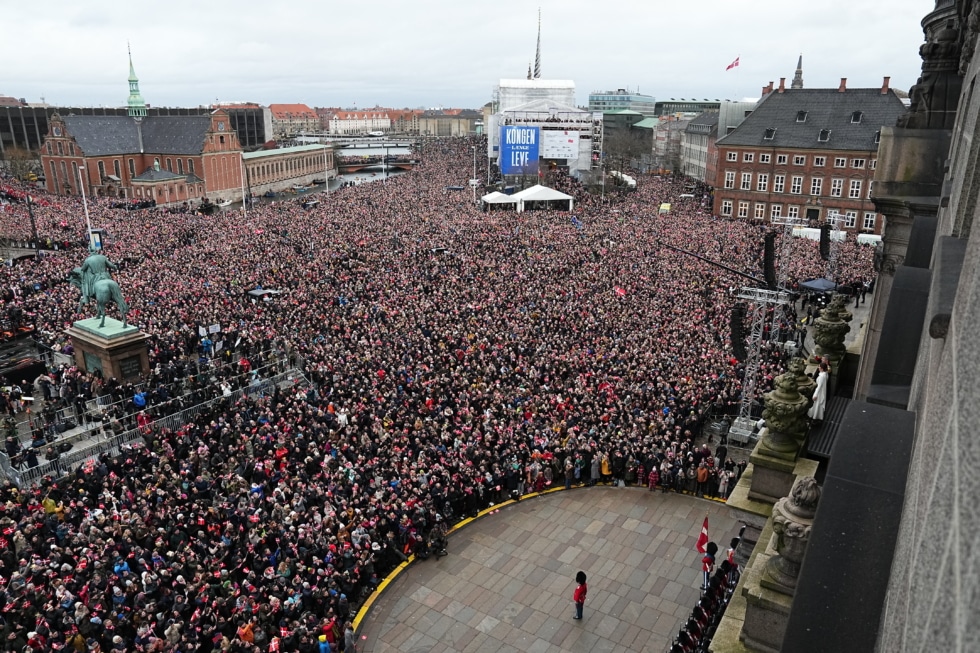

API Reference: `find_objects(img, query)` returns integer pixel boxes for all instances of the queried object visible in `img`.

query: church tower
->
[533,8,542,79]
[791,54,804,89]
[127,45,147,120]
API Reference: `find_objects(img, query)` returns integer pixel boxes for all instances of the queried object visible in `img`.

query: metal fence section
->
[0,368,309,488]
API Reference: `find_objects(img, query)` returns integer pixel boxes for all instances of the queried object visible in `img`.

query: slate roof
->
[688,111,720,127]
[63,115,211,157]
[685,111,719,135]
[716,88,906,151]
[132,167,186,182]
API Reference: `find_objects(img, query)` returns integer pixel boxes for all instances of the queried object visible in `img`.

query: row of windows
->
[791,110,865,124]
[719,200,877,229]
[47,140,75,157]
[724,171,872,199]
[131,183,206,199]
[726,151,874,169]
[249,154,331,180]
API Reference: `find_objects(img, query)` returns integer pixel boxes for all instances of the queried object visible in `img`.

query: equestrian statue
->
[69,246,129,328]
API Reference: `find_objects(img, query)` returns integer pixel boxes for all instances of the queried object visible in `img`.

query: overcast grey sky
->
[5,0,929,109]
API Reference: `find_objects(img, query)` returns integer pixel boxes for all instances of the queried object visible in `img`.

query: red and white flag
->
[726,56,740,71]
[696,515,710,553]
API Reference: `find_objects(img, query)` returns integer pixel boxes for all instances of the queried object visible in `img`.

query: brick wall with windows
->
[712,143,881,233]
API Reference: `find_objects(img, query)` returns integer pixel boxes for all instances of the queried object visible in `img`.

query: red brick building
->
[713,77,906,234]
[268,104,319,139]
[39,54,243,205]
[41,110,243,206]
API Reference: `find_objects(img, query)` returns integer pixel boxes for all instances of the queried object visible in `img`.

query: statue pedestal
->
[66,317,149,381]
[712,463,820,653]
[739,519,794,653]
[747,443,817,504]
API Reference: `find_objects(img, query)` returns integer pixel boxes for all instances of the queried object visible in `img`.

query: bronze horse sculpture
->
[69,268,129,328]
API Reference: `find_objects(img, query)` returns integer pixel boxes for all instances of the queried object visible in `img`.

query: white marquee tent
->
[511,184,574,212]
[480,191,518,210]
[481,190,515,204]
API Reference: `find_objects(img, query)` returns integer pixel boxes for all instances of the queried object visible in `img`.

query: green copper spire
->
[127,44,147,120]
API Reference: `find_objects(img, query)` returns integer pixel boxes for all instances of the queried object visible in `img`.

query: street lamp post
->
[26,194,39,259]
[78,162,94,247]
[472,146,477,203]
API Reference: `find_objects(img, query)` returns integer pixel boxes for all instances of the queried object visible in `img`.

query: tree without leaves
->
[603,128,648,182]
[3,146,39,181]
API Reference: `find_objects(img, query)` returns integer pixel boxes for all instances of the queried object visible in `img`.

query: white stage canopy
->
[481,191,517,204]
[511,184,574,212]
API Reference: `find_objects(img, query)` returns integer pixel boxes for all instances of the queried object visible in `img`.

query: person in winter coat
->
[572,571,588,620]
[343,621,356,653]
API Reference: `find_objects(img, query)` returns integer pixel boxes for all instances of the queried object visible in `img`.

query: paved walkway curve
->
[355,487,740,653]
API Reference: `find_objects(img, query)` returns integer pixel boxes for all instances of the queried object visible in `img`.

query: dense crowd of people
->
[0,136,875,652]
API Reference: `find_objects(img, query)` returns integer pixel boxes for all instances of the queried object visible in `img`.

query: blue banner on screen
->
[499,126,540,175]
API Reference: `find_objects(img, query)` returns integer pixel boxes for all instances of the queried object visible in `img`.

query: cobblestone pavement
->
[356,486,741,653]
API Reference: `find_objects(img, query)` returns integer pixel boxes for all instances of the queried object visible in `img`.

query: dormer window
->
[796,111,808,123]
[764,127,777,140]
[851,111,863,123]
[818,129,831,142]
[874,130,881,144]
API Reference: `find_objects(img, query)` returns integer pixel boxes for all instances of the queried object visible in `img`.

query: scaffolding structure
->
[728,287,793,445]
[769,216,809,341]
[824,211,847,282]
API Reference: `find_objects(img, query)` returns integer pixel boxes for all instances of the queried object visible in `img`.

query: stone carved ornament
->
[766,476,822,591]
[762,373,808,435]
[960,1,980,74]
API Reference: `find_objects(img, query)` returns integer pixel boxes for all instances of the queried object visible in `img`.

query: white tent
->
[481,191,515,204]
[511,184,575,213]
[610,171,637,188]
[481,191,518,210]
[792,227,846,242]
[856,233,882,246]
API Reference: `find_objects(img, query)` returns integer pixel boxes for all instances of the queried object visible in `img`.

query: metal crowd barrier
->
[0,368,309,487]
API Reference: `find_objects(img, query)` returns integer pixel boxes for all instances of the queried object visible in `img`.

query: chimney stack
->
[881,76,891,94]
[763,81,774,95]
[838,78,847,93]
[778,78,786,93]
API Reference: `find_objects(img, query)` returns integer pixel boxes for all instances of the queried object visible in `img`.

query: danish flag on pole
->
[726,56,740,71]
[696,515,710,553]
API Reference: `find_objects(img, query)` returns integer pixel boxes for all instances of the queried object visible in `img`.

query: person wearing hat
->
[26,631,47,650]
[572,571,588,620]
[318,632,331,653]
